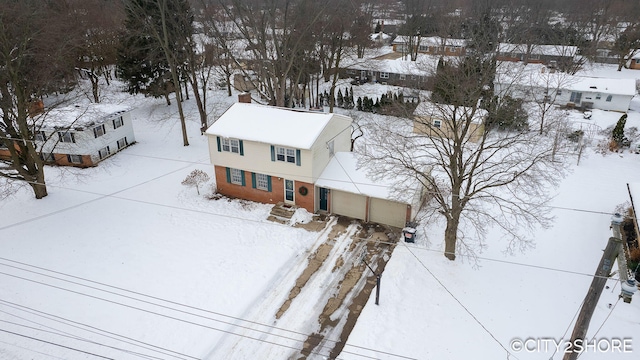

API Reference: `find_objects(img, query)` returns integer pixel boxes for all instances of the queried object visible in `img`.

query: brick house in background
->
[0,104,135,167]
[205,98,353,213]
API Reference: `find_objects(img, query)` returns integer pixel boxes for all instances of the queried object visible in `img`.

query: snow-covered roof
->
[41,104,131,129]
[206,103,351,149]
[496,63,636,96]
[497,43,578,57]
[370,32,391,41]
[414,101,488,123]
[340,53,439,76]
[393,35,466,48]
[316,152,403,201]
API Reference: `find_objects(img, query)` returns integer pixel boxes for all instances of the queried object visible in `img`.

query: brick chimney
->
[238,92,251,104]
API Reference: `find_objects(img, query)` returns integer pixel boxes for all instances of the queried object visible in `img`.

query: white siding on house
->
[310,115,352,182]
[209,138,314,183]
[37,110,135,162]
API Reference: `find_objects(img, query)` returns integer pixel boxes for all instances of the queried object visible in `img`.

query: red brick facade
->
[214,165,315,212]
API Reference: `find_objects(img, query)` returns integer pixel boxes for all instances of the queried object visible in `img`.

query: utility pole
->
[563,215,623,360]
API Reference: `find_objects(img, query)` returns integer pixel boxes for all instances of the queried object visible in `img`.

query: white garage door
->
[369,198,407,228]
[331,190,367,220]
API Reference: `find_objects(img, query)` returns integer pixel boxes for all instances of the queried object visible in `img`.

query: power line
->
[0,261,417,360]
[399,242,519,360]
[0,328,115,359]
[0,319,163,360]
[0,302,196,360]
[0,339,69,360]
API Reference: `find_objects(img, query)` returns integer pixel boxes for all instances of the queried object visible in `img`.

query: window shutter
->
[93,128,97,138]
[267,176,272,192]
[225,167,231,183]
[71,133,75,143]
[270,145,275,161]
[251,172,256,189]
[216,137,222,152]
[296,149,301,166]
[112,119,116,129]
[239,140,244,156]
[241,170,246,186]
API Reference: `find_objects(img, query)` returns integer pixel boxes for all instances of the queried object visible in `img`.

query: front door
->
[285,179,295,204]
[319,187,329,211]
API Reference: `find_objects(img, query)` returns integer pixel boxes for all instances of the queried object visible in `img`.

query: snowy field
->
[0,62,640,360]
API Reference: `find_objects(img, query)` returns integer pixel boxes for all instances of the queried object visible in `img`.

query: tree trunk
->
[30,180,48,199]
[444,213,460,260]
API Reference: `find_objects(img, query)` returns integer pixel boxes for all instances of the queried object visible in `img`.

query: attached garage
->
[331,190,367,220]
[369,198,408,228]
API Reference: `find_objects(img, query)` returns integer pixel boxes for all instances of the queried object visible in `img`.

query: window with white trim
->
[230,168,243,185]
[606,95,612,102]
[67,154,82,164]
[399,74,406,80]
[117,137,128,150]
[222,138,240,153]
[35,131,47,142]
[276,146,296,163]
[58,131,75,143]
[433,119,442,128]
[98,146,110,159]
[256,173,269,190]
[379,72,390,79]
[596,93,601,100]
[93,124,106,138]
[113,116,124,129]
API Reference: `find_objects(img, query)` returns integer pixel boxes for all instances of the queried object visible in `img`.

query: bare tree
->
[612,24,640,71]
[204,0,325,107]
[182,169,210,194]
[72,0,124,103]
[0,0,80,199]
[361,53,566,261]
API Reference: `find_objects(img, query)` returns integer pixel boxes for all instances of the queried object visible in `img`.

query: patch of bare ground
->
[276,221,347,319]
[299,223,401,359]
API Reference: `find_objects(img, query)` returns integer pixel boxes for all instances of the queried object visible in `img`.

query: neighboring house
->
[496,43,578,66]
[370,32,393,46]
[392,36,467,56]
[495,65,636,112]
[205,98,417,227]
[412,101,486,143]
[630,52,640,70]
[0,104,135,168]
[339,53,435,89]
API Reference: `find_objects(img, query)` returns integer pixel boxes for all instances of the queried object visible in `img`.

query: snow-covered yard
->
[1,62,640,360]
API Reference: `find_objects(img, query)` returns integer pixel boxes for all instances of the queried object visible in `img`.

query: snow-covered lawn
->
[1,62,640,360]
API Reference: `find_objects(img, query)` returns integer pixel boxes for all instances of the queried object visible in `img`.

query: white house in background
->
[37,104,135,167]
[494,65,636,112]
[205,98,419,228]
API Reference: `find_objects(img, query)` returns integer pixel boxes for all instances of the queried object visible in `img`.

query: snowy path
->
[202,218,366,359]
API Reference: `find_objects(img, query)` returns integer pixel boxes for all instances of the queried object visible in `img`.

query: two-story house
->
[206,99,420,228]
[413,101,486,143]
[206,101,353,213]
[0,104,135,167]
